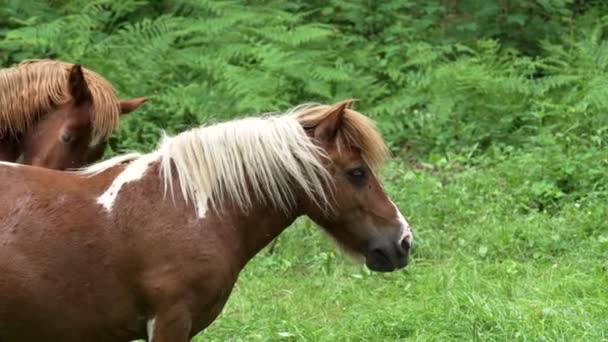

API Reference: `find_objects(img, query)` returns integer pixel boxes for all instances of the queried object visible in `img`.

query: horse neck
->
[227,204,299,266]
[156,162,303,268]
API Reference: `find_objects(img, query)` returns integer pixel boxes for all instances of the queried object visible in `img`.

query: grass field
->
[192,154,608,341]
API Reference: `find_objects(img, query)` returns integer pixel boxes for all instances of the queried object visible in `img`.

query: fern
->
[1,0,607,156]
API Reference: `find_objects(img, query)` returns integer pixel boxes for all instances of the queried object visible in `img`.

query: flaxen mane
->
[0,59,120,139]
[81,103,389,218]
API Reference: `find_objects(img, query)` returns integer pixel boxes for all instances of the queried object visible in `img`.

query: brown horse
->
[0,59,147,169]
[0,100,413,342]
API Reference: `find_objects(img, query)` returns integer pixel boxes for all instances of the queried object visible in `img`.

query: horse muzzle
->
[365,237,410,272]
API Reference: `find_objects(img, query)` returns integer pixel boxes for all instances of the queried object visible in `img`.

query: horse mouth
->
[365,248,407,272]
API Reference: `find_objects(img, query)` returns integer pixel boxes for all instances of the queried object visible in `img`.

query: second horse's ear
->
[68,64,92,105]
[119,97,148,115]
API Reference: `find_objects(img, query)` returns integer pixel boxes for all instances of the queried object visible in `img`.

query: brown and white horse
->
[0,59,147,169]
[0,100,413,341]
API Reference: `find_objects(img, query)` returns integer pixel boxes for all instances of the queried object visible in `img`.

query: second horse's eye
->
[346,167,366,185]
[61,133,75,144]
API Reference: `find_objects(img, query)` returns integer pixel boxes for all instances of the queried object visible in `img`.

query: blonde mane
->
[157,114,330,217]
[0,59,120,139]
[81,103,389,217]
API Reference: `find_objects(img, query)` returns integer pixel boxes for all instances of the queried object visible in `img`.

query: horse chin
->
[365,257,397,273]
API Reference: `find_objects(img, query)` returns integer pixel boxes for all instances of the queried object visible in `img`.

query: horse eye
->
[346,167,366,181]
[61,133,75,144]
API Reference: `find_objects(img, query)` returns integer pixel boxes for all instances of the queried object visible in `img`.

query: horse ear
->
[119,97,148,115]
[313,99,354,143]
[68,64,92,105]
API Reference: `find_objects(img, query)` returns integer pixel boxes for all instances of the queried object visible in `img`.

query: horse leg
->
[0,138,20,162]
[148,304,192,342]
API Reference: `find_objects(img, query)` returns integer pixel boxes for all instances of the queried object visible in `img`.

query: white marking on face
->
[392,201,413,245]
[147,317,156,341]
[97,153,158,212]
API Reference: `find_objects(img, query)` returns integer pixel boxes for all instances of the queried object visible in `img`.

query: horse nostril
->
[400,238,410,252]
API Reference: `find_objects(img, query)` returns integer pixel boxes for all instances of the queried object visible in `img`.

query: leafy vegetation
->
[1,0,607,340]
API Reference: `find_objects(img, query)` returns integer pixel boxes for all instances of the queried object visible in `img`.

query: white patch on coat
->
[97,153,158,212]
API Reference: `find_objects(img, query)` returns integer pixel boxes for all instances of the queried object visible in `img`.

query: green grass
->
[191,153,608,341]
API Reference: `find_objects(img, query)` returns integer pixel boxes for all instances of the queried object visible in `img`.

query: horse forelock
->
[0,59,121,140]
[290,103,390,173]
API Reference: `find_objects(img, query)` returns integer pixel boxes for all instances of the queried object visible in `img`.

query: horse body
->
[0,161,302,341]
[0,102,413,341]
[0,162,245,341]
